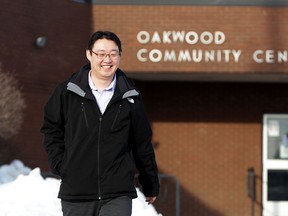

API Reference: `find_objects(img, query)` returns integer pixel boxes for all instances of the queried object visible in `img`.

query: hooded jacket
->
[40,63,159,200]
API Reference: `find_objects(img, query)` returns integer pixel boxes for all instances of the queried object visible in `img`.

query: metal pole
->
[158,174,180,216]
[247,168,256,216]
[175,176,180,216]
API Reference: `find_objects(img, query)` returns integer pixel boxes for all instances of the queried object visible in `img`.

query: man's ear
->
[86,49,92,61]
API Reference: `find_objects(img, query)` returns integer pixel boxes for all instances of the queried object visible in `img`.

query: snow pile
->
[0,160,162,216]
[0,160,31,184]
[0,167,61,216]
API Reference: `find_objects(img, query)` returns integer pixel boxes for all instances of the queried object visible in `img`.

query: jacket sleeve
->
[40,84,66,176]
[130,94,160,197]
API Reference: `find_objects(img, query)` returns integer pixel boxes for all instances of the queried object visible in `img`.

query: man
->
[40,31,160,216]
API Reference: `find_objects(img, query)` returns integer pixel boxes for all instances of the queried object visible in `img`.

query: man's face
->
[86,38,120,80]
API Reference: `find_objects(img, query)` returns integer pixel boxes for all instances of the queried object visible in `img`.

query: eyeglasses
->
[91,50,120,60]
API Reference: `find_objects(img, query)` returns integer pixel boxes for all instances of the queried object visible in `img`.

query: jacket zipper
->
[96,103,123,199]
[111,104,122,130]
[97,114,102,200]
[81,102,89,128]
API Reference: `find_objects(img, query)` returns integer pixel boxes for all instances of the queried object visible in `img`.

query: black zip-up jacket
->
[40,63,159,200]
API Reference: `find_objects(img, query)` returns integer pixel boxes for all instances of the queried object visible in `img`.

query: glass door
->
[263,114,288,216]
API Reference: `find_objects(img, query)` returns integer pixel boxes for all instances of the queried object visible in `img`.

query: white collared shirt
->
[88,71,116,114]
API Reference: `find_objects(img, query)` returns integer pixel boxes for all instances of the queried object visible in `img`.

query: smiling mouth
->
[102,65,113,69]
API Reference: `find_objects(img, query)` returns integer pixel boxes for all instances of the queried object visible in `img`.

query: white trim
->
[262,114,288,216]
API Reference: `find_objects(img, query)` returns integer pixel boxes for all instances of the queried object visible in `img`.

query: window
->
[268,170,288,201]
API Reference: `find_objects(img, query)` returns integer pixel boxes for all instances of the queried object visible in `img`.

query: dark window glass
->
[268,170,288,201]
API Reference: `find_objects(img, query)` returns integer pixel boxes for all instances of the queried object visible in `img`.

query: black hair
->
[87,31,122,54]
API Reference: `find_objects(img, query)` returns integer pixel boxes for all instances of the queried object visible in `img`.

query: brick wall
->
[135,81,288,216]
[0,0,92,168]
[92,5,288,74]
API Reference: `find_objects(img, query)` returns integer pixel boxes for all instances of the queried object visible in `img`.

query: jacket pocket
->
[81,102,89,128]
[60,151,68,178]
[111,104,122,130]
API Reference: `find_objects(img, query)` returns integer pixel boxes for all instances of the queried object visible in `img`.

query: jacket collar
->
[66,63,139,100]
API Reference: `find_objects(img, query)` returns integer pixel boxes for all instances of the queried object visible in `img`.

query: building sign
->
[136,30,287,64]
[91,5,288,75]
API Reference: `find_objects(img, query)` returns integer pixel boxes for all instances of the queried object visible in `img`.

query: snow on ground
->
[0,160,162,216]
